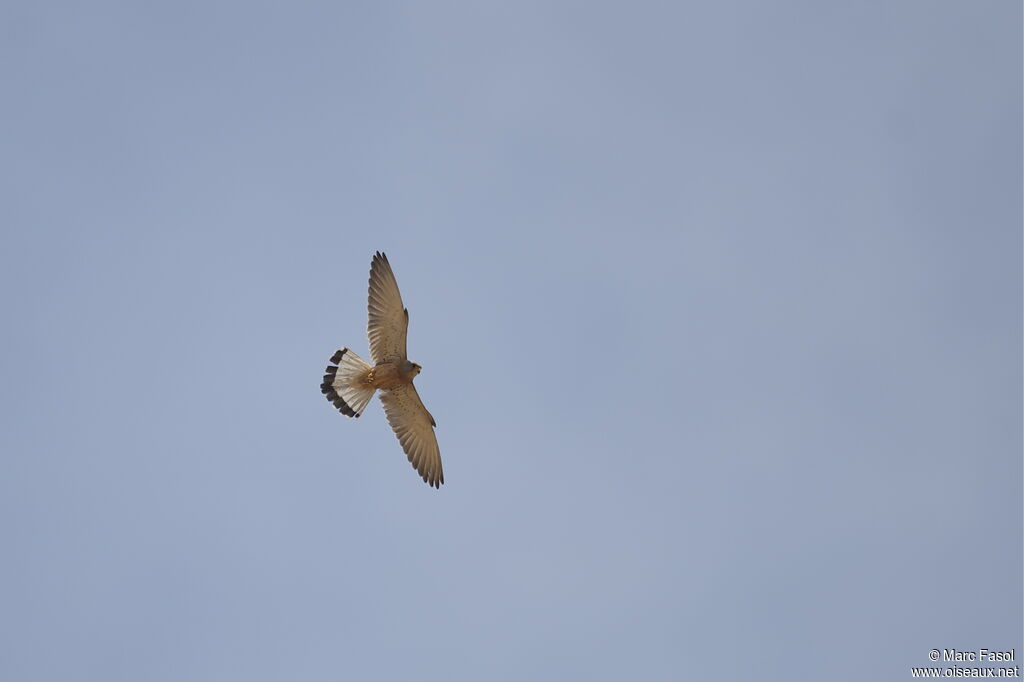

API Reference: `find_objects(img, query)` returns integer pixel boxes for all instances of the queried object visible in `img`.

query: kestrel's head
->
[403,360,422,377]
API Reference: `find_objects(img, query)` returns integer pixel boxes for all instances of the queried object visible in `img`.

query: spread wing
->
[378,383,443,488]
[367,251,408,364]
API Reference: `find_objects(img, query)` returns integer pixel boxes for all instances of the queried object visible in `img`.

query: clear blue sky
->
[2,2,1020,680]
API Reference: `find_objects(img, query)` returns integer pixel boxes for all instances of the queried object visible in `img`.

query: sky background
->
[2,2,1021,680]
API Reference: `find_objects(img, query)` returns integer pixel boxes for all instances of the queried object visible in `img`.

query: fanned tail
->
[321,348,375,417]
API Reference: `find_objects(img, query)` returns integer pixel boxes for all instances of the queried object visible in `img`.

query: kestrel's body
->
[320,252,443,488]
[359,362,418,391]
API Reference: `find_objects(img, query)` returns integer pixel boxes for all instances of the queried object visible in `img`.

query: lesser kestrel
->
[320,252,443,488]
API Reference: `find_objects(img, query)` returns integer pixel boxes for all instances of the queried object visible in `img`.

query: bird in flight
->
[321,251,444,488]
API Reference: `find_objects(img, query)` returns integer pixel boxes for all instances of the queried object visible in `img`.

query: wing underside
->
[378,383,443,488]
[367,251,408,364]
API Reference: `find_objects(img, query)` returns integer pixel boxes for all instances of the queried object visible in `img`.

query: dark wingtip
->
[419,470,443,489]
[329,349,346,365]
